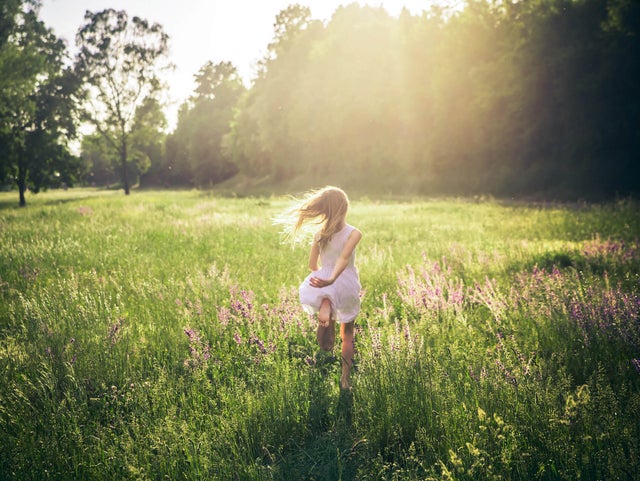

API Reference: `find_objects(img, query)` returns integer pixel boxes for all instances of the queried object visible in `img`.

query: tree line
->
[1,0,638,205]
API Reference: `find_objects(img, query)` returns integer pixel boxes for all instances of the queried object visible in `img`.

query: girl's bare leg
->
[317,298,335,351]
[340,321,355,390]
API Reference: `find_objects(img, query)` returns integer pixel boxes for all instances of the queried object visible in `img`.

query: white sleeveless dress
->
[299,224,361,324]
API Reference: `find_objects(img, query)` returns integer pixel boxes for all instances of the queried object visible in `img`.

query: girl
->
[280,186,362,390]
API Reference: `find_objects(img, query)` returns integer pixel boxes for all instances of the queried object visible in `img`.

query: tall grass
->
[0,189,638,480]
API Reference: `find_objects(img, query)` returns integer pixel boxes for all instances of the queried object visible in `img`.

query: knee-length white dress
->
[299,224,361,323]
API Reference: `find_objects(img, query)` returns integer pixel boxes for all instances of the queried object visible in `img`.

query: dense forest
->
[1,0,639,203]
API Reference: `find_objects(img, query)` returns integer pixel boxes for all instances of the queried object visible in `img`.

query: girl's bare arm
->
[308,240,320,271]
[309,229,362,287]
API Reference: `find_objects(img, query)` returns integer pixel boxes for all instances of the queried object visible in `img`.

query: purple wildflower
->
[217,306,231,326]
[107,318,125,345]
[370,327,382,354]
[496,359,518,386]
[230,287,257,322]
[183,327,211,370]
[632,359,640,375]
[397,256,465,316]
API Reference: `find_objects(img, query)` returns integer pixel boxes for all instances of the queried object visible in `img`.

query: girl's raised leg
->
[317,298,335,351]
[340,321,355,390]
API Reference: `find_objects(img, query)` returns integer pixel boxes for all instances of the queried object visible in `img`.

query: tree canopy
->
[155,61,245,187]
[0,0,81,206]
[2,0,638,201]
[75,8,170,195]
[223,0,640,199]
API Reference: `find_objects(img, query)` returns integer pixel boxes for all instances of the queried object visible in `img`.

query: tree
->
[167,61,244,186]
[75,9,170,195]
[0,0,81,206]
[131,97,167,187]
[81,97,167,187]
[79,132,118,186]
[227,5,321,180]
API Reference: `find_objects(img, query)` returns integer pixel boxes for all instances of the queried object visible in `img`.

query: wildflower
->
[370,327,382,354]
[632,359,640,375]
[397,257,465,316]
[471,277,507,323]
[217,306,231,326]
[184,328,198,342]
[230,288,257,322]
[496,359,517,386]
[249,334,273,355]
[183,327,211,370]
[77,206,93,216]
[107,318,124,345]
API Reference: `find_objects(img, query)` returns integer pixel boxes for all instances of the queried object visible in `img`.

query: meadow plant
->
[396,256,465,318]
[581,235,639,270]
[1,191,639,481]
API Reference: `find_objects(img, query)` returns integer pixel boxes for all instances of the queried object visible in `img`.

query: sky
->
[39,0,431,126]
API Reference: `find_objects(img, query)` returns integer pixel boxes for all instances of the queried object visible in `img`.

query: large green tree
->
[75,9,169,195]
[166,61,244,186]
[0,0,81,206]
[81,97,166,187]
[227,4,321,181]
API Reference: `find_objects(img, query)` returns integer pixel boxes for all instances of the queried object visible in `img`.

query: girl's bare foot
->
[317,298,335,351]
[318,298,331,326]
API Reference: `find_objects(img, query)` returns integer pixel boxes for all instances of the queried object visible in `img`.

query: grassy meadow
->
[0,189,639,480]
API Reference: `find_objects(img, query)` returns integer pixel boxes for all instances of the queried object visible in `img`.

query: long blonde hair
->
[277,186,349,249]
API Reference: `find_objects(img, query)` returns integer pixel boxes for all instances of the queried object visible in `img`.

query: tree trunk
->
[122,139,130,195]
[17,163,27,207]
[18,184,26,207]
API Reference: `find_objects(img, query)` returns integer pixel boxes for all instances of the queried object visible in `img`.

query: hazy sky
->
[40,0,430,124]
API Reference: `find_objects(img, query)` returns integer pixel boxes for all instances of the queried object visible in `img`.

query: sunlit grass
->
[0,189,638,480]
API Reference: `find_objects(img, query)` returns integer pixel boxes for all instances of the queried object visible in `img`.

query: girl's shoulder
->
[346,224,361,235]
[345,224,362,241]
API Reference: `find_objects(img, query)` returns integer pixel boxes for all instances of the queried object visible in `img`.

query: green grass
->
[1,189,639,480]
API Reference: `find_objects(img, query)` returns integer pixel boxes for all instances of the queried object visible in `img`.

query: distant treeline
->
[115,0,640,199]
[221,0,640,199]
[2,1,639,202]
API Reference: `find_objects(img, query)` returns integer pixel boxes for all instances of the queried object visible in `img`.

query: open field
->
[1,189,639,480]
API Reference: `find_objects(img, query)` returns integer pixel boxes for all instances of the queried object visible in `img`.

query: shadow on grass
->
[0,193,111,211]
[268,357,360,481]
[0,198,20,210]
[273,392,360,481]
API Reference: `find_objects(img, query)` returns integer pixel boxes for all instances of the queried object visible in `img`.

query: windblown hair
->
[276,186,349,249]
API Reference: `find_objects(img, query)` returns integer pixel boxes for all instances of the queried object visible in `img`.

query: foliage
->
[83,97,167,187]
[3,1,638,200]
[226,0,640,199]
[152,61,245,187]
[0,189,638,480]
[0,0,81,206]
[75,9,170,195]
